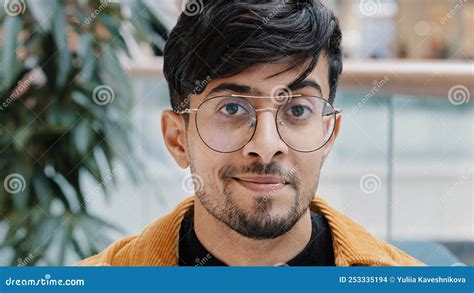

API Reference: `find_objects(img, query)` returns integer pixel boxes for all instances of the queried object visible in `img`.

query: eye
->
[219,103,249,116]
[286,104,312,118]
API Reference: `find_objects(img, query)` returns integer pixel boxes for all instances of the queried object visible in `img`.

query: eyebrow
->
[206,79,322,98]
[207,83,262,97]
[287,79,322,96]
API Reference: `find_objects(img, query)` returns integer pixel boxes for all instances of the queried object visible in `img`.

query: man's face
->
[163,56,341,239]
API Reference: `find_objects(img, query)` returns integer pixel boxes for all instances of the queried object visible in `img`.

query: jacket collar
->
[310,196,401,266]
[129,195,410,266]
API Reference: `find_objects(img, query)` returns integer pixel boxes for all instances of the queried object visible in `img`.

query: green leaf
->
[71,90,107,120]
[1,0,155,266]
[98,46,133,109]
[83,157,103,185]
[81,213,124,234]
[96,14,130,56]
[10,173,30,210]
[51,172,80,212]
[13,124,34,151]
[26,0,58,32]
[32,173,54,207]
[142,0,175,31]
[71,90,94,108]
[71,236,88,259]
[48,179,72,211]
[57,218,72,265]
[128,1,167,52]
[1,16,23,87]
[27,215,60,254]
[52,3,72,90]
[73,120,91,156]
[77,34,96,82]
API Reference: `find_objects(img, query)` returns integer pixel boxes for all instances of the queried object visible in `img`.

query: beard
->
[190,160,318,240]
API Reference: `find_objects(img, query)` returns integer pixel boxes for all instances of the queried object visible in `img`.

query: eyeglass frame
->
[174,94,342,153]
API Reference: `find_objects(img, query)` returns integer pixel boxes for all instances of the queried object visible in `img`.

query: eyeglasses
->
[174,94,342,153]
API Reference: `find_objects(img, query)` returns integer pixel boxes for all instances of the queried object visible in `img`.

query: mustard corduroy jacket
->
[75,195,425,266]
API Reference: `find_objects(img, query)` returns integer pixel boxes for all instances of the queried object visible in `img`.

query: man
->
[77,0,424,266]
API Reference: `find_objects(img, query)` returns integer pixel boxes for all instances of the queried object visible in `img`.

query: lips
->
[232,175,287,193]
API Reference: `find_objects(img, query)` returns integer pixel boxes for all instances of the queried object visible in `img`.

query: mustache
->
[218,161,301,187]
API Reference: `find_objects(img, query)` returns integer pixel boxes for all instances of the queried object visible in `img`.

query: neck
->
[193,200,312,266]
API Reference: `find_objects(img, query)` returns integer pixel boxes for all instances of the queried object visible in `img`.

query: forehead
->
[194,55,330,104]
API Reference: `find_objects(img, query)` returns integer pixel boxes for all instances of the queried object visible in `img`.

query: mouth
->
[231,175,288,193]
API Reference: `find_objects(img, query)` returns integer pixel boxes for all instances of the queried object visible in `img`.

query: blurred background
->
[0,0,472,266]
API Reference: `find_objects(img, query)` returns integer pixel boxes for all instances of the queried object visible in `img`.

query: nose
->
[241,110,289,163]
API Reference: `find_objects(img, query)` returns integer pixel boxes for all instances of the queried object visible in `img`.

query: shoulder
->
[74,235,138,266]
[311,196,425,266]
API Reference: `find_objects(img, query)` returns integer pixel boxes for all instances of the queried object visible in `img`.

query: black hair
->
[163,0,343,112]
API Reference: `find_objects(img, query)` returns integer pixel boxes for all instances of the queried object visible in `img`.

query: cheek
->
[186,123,233,191]
[186,119,216,159]
[296,154,323,185]
[188,145,228,187]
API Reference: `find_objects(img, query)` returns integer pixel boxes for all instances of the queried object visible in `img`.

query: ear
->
[321,111,342,166]
[161,109,190,168]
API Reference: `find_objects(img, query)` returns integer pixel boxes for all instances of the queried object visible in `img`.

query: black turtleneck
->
[178,210,335,266]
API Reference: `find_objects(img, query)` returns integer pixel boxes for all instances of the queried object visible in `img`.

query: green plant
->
[0,0,167,265]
